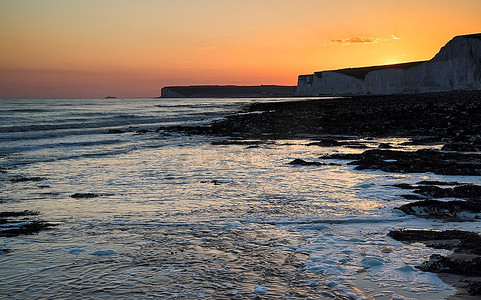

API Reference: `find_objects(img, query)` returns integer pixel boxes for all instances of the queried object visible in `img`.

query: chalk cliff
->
[296,33,481,96]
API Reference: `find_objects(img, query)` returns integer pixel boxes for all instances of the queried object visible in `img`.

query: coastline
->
[2,93,480,298]
[173,90,481,297]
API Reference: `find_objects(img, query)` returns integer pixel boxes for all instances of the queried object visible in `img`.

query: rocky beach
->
[168,90,481,297]
[1,94,480,299]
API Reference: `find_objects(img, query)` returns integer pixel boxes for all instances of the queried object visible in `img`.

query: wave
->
[0,139,125,156]
[0,148,136,167]
[267,216,409,226]
[0,116,167,133]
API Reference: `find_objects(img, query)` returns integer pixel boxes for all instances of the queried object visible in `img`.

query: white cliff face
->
[295,34,481,96]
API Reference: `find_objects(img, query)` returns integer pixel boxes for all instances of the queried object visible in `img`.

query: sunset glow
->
[1,0,481,98]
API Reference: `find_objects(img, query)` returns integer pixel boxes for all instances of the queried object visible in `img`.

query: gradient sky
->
[1,0,481,98]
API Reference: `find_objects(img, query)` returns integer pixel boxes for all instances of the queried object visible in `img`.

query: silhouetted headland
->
[160,85,296,98]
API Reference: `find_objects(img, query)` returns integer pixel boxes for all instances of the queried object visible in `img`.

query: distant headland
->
[160,85,296,98]
[296,33,481,96]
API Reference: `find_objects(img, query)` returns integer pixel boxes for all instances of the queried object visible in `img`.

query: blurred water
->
[1,98,480,299]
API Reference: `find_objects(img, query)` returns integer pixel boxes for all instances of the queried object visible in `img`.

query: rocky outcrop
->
[388,229,481,295]
[296,33,481,96]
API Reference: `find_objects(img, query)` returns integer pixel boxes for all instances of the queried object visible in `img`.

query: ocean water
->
[1,98,480,299]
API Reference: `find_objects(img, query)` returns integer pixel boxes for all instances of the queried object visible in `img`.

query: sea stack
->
[295,33,481,96]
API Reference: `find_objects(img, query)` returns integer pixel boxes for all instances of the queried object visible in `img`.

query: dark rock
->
[388,229,481,254]
[307,138,342,147]
[401,137,443,145]
[388,229,481,296]
[441,143,480,152]
[467,281,481,295]
[400,194,427,200]
[392,183,416,189]
[395,183,481,199]
[135,129,152,134]
[157,125,212,135]
[204,91,481,142]
[340,149,481,176]
[418,254,481,277]
[320,153,360,160]
[106,129,125,134]
[200,180,222,185]
[378,143,393,149]
[10,176,46,183]
[451,184,481,199]
[0,210,38,218]
[70,193,100,198]
[0,220,56,237]
[288,159,327,166]
[396,199,481,220]
[417,180,460,186]
[0,210,57,237]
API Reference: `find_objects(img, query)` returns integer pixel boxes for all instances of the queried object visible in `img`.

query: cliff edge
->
[296,33,481,96]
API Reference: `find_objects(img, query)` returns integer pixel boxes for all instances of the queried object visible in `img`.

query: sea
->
[1,97,480,299]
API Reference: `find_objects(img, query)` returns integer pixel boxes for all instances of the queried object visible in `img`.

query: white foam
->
[253,285,269,294]
[67,248,85,254]
[360,256,386,267]
[89,249,117,256]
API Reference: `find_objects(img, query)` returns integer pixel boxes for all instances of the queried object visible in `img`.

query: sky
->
[1,0,481,98]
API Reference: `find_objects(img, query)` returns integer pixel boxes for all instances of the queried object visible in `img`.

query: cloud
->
[330,35,400,46]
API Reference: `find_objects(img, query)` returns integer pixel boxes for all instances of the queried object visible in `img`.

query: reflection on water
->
[1,99,478,299]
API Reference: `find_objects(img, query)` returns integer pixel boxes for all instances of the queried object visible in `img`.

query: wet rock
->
[416,184,481,199]
[393,182,481,200]
[418,254,481,277]
[106,129,125,134]
[205,91,481,142]
[378,143,393,149]
[392,183,416,189]
[307,138,342,147]
[320,153,360,160]
[288,159,325,166]
[0,210,56,237]
[135,129,152,134]
[395,199,481,220]
[388,229,481,296]
[200,180,222,185]
[416,180,460,186]
[441,143,480,152]
[334,149,481,176]
[288,159,339,166]
[400,194,426,200]
[467,281,481,295]
[10,176,46,183]
[387,229,481,254]
[157,125,212,136]
[0,210,38,218]
[69,193,113,198]
[0,220,55,237]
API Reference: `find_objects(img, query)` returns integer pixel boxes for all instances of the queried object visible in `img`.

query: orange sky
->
[1,0,481,98]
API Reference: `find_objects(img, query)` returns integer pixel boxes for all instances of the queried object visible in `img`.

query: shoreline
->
[172,90,481,297]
